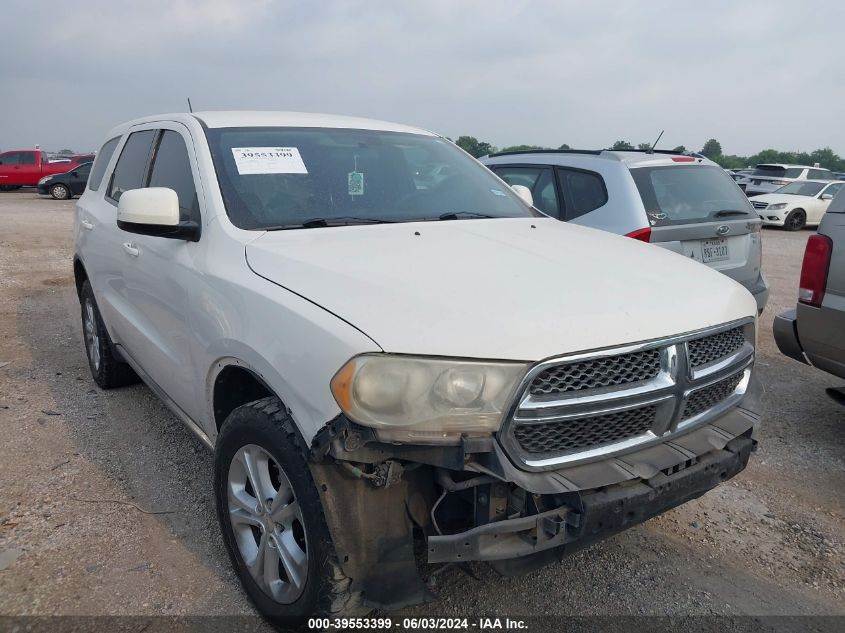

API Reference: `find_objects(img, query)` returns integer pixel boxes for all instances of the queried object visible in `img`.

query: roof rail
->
[487,148,692,158]
[487,149,602,157]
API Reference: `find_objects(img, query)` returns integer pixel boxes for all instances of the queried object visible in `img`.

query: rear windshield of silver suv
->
[630,165,754,227]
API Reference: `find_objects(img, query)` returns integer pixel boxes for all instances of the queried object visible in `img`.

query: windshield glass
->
[205,127,536,229]
[631,165,753,226]
[775,181,825,196]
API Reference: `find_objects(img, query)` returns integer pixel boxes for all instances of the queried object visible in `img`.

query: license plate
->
[702,238,729,263]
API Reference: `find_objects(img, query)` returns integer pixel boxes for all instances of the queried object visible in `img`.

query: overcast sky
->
[1,0,843,155]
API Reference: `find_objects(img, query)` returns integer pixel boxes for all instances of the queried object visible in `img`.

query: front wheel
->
[784,209,806,231]
[214,397,364,626]
[50,183,71,200]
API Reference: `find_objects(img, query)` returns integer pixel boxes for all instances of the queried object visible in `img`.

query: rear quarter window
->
[87,137,120,191]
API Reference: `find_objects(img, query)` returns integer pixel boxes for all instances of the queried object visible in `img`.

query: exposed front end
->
[312,319,761,606]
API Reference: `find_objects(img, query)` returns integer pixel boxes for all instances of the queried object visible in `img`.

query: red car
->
[0,150,95,190]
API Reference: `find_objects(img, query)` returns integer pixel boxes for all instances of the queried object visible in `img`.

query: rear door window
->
[630,165,753,226]
[492,166,560,217]
[147,130,200,222]
[107,130,156,203]
[556,167,607,220]
[19,152,36,165]
[87,137,120,191]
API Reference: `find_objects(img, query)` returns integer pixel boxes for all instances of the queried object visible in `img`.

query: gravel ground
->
[0,191,843,629]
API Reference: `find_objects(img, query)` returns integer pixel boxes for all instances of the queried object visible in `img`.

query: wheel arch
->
[211,360,275,433]
[73,256,88,299]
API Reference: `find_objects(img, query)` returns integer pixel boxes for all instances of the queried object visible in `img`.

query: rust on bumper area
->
[428,436,754,564]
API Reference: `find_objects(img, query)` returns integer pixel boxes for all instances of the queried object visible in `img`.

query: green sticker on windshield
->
[348,171,364,196]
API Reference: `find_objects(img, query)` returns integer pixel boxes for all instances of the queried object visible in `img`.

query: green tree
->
[700,139,723,159]
[499,144,545,153]
[637,142,652,151]
[455,136,497,158]
[610,140,634,150]
[558,143,571,150]
[671,145,687,153]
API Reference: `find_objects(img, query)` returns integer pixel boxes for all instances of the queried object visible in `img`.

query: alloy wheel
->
[227,444,309,604]
[83,299,100,371]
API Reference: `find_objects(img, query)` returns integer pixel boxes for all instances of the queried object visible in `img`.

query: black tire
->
[784,209,806,231]
[79,280,139,388]
[214,397,364,628]
[50,183,72,200]
[0,185,21,192]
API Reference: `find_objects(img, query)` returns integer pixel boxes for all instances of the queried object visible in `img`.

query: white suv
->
[74,111,762,626]
[744,163,833,197]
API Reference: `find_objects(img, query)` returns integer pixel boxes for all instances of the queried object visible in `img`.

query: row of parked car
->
[0,149,94,199]
[727,164,845,231]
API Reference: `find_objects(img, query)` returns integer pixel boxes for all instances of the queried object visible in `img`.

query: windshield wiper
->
[714,209,750,217]
[437,211,496,220]
[264,217,396,230]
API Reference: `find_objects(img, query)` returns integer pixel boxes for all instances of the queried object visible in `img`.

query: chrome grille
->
[682,371,745,421]
[514,406,656,454]
[751,201,768,210]
[529,349,660,396]
[688,327,745,368]
[501,320,754,470]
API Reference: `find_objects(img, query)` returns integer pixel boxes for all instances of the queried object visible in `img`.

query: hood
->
[749,193,808,205]
[246,218,756,361]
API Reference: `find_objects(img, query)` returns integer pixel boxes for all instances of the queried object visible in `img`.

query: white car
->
[744,163,834,197]
[73,111,762,625]
[750,180,845,230]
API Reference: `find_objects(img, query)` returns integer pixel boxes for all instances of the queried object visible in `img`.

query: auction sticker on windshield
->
[231,147,308,175]
[702,238,729,263]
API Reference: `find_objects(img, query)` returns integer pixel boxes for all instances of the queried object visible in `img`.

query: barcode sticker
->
[231,147,308,175]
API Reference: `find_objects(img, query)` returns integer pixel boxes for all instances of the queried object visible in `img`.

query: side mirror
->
[821,193,833,201]
[117,187,199,241]
[511,184,534,207]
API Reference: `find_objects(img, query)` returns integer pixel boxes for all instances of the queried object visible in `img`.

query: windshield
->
[630,165,753,226]
[752,165,803,178]
[205,127,536,229]
[775,181,825,196]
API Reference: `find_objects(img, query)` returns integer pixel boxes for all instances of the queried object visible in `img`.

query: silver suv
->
[481,149,769,313]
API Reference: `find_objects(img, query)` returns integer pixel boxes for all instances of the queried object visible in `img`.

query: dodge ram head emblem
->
[716,225,730,236]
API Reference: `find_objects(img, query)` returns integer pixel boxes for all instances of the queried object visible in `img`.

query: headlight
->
[768,203,787,210]
[330,354,527,444]
[38,176,52,185]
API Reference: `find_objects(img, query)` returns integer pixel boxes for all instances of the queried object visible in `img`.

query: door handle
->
[122,242,140,257]
[80,218,94,230]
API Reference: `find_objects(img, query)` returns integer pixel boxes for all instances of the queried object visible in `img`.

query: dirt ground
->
[0,190,843,627]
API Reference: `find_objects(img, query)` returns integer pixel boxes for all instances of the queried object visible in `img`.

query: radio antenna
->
[187,97,194,113]
[648,130,664,154]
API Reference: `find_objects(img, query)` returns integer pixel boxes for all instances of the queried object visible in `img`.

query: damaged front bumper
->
[428,435,753,564]
[309,370,763,609]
